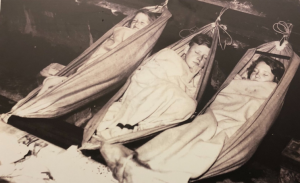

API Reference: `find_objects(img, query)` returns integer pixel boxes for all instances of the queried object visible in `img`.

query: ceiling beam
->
[196,0,266,17]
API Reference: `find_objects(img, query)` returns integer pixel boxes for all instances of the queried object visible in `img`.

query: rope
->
[218,24,233,50]
[215,7,232,50]
[155,0,168,10]
[215,7,228,23]
[178,26,202,38]
[177,7,232,50]
[273,21,293,44]
[162,0,169,7]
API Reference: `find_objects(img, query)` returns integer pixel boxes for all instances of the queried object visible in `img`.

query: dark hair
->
[247,56,285,83]
[129,9,158,27]
[189,34,212,48]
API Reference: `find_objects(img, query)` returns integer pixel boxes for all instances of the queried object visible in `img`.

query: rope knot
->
[273,21,293,43]
[219,24,227,31]
[215,7,228,24]
[217,23,232,50]
[178,7,232,51]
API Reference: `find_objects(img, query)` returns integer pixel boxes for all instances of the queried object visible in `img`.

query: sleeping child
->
[78,9,158,70]
[210,55,285,137]
[96,34,213,140]
[97,56,286,183]
[37,9,157,96]
[234,55,284,82]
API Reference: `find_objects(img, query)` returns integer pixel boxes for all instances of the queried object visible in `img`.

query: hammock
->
[193,21,298,180]
[4,1,172,119]
[115,22,299,182]
[81,8,231,147]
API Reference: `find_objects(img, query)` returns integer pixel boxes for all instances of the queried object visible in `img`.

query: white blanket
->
[116,80,277,182]
[97,48,200,139]
[211,79,277,137]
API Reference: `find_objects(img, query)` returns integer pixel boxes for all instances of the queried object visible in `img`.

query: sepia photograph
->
[0,0,300,182]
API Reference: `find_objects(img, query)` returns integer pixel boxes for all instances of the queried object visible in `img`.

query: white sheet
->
[97,48,200,139]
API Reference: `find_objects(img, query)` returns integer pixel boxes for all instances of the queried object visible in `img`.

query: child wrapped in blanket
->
[210,55,285,137]
[37,9,157,96]
[96,34,213,139]
[98,55,285,183]
[78,9,158,70]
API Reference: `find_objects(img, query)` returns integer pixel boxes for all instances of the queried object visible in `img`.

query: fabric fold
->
[6,4,172,120]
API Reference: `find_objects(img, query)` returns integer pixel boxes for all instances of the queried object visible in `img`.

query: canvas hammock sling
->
[111,22,299,182]
[81,8,232,148]
[192,21,298,180]
[2,1,172,120]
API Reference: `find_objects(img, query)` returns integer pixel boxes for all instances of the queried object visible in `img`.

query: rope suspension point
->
[177,7,232,50]
[156,0,168,10]
[215,7,229,23]
[273,21,293,46]
[162,0,169,7]
[215,7,232,50]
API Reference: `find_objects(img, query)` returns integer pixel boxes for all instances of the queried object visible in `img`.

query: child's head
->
[129,9,157,30]
[185,34,212,69]
[189,34,212,48]
[247,56,285,83]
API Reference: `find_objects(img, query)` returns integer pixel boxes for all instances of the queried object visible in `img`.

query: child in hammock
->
[96,34,213,139]
[78,9,158,69]
[37,9,158,96]
[96,56,286,183]
[234,56,285,83]
[210,55,285,137]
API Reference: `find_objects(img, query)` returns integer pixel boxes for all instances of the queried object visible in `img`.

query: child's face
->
[130,12,150,30]
[185,43,210,70]
[250,61,275,82]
